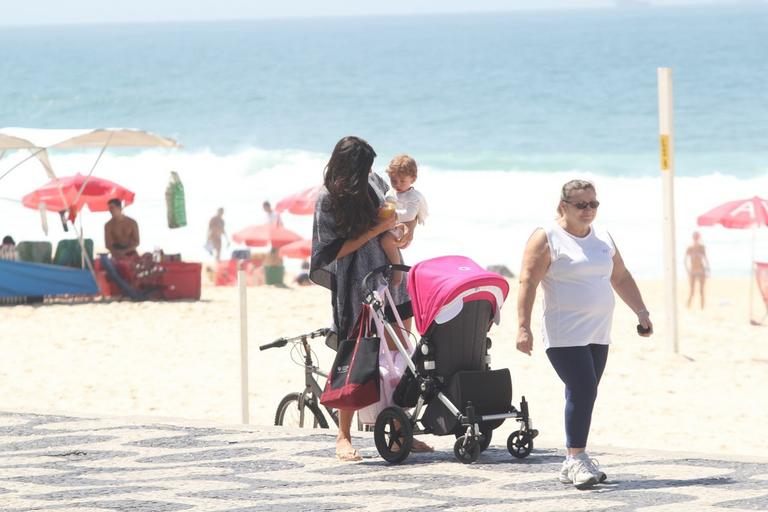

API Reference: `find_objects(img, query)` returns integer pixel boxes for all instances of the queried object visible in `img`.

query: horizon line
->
[0,3,751,29]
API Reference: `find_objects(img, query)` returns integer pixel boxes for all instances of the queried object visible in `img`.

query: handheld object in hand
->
[636,324,652,335]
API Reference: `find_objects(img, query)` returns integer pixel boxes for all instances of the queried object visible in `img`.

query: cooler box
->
[94,270,116,297]
[161,262,202,300]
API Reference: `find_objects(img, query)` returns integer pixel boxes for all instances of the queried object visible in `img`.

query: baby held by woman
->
[380,155,428,285]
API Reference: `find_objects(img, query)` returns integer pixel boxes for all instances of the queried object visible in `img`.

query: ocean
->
[1,6,767,277]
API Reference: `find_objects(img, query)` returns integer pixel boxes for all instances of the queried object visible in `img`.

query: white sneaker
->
[584,457,607,483]
[567,458,600,489]
[559,459,572,484]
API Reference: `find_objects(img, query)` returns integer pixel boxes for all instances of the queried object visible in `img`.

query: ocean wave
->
[1,147,767,277]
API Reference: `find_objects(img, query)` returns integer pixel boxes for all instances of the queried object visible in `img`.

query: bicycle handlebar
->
[259,328,331,351]
[361,263,412,296]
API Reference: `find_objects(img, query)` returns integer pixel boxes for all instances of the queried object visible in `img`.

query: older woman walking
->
[516,179,653,489]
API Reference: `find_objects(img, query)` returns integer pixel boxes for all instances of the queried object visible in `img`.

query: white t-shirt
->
[540,223,616,349]
[395,188,428,225]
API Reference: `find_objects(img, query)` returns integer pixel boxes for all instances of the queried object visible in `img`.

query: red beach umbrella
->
[22,173,135,214]
[278,239,311,259]
[697,196,768,229]
[697,196,768,323]
[275,185,322,216]
[232,223,302,248]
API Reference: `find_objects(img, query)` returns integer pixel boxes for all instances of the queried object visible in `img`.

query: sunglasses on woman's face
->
[563,200,600,210]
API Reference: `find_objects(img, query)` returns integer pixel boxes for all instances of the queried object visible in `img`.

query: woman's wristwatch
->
[635,308,650,316]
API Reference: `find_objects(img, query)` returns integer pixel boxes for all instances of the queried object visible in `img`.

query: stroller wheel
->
[455,426,492,452]
[507,430,533,459]
[374,407,413,464]
[454,435,481,464]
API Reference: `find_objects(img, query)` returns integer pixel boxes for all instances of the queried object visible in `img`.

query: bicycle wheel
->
[274,393,329,429]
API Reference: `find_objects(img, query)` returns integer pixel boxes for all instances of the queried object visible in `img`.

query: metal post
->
[657,68,679,353]
[238,260,250,424]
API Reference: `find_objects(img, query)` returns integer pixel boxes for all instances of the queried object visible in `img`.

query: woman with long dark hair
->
[311,136,424,461]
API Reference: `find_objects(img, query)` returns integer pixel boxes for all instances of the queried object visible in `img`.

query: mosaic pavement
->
[0,411,766,511]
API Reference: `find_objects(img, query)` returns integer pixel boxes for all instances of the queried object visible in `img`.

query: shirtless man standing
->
[207,207,228,261]
[105,198,140,258]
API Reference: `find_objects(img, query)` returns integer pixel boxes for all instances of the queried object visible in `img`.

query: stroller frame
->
[364,263,536,464]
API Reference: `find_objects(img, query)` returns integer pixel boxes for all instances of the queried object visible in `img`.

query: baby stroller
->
[363,255,537,464]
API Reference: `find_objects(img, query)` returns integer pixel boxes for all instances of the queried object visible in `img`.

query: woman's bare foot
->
[335,436,362,462]
[411,438,434,453]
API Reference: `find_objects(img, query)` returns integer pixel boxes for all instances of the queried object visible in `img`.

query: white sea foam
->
[1,147,767,278]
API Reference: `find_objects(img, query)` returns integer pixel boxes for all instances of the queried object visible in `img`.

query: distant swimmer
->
[105,198,140,258]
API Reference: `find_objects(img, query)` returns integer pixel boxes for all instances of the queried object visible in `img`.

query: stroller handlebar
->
[361,263,412,297]
[259,328,331,350]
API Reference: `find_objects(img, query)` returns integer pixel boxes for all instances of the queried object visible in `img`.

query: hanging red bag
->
[320,305,381,410]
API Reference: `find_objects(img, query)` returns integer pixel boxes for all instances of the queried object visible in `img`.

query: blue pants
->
[546,344,609,449]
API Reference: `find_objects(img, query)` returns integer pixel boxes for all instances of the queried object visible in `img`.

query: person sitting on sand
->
[0,235,18,260]
[380,154,428,285]
[295,260,312,286]
[685,231,710,309]
[105,198,140,258]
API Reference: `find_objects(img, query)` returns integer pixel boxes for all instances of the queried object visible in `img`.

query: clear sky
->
[1,0,717,26]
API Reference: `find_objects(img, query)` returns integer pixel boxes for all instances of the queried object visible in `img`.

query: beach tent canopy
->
[0,128,180,178]
[0,133,39,150]
[0,128,179,150]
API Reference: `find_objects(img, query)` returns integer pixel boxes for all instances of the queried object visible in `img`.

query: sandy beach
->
[2,275,767,459]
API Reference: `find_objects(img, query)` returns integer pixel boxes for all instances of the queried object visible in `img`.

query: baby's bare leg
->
[381,232,402,266]
[381,232,404,285]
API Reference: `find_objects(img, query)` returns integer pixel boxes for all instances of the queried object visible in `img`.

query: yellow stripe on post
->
[659,134,670,171]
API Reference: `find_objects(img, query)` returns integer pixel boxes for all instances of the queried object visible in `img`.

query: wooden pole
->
[657,68,679,353]
[749,226,756,323]
[238,261,250,424]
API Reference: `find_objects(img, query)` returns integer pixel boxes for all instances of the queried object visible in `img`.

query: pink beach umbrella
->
[22,173,135,215]
[232,223,302,248]
[697,196,768,229]
[275,185,322,216]
[278,239,311,259]
[697,196,768,323]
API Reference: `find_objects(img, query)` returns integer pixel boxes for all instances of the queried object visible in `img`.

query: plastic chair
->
[16,241,53,264]
[53,239,94,268]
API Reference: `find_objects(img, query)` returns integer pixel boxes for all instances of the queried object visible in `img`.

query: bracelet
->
[636,308,649,316]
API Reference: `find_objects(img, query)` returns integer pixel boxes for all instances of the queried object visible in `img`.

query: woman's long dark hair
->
[323,136,378,239]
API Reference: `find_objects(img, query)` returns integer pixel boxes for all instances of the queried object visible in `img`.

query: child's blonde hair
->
[386,154,418,179]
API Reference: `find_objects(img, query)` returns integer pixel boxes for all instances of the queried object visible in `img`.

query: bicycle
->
[260,328,339,429]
